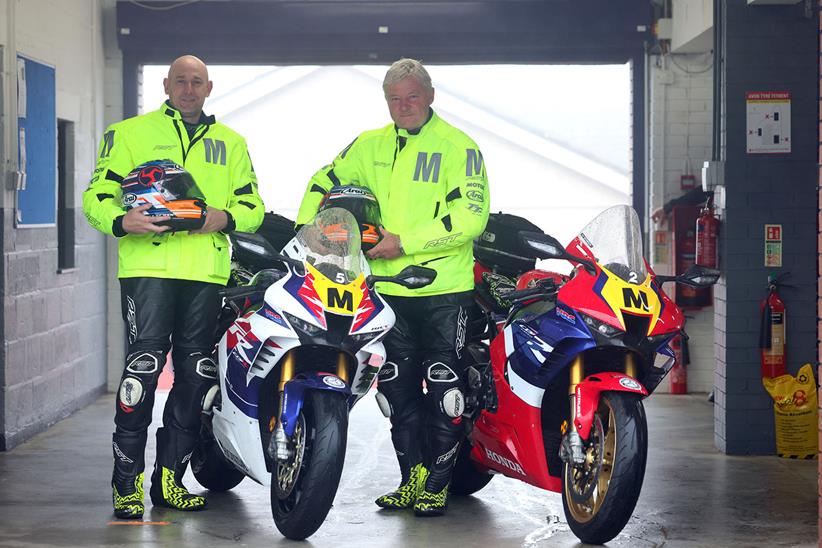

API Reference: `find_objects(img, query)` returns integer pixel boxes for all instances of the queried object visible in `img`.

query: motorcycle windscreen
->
[297,208,363,285]
[568,205,646,284]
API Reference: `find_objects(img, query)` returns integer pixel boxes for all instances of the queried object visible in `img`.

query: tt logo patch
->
[204,138,227,165]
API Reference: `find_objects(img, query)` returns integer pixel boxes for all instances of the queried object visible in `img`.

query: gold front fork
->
[336,352,349,383]
[624,353,637,379]
[273,350,296,431]
[568,355,584,432]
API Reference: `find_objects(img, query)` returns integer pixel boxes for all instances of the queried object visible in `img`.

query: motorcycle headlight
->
[581,313,622,338]
[283,312,324,336]
[647,333,673,348]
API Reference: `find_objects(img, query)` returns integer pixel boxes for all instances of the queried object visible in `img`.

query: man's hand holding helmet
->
[122,204,171,234]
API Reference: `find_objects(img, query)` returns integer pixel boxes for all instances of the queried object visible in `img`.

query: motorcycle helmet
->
[121,160,207,231]
[317,185,382,250]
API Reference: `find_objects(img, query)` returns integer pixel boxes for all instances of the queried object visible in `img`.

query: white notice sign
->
[746,91,791,154]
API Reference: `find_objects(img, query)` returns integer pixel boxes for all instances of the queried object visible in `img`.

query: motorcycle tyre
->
[271,391,348,540]
[450,441,494,496]
[561,392,647,545]
[191,433,245,492]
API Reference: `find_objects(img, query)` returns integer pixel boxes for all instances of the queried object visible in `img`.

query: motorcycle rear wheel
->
[450,441,494,496]
[561,391,647,545]
[191,430,245,492]
[271,390,348,540]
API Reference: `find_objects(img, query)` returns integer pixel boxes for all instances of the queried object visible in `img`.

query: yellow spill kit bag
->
[762,363,818,459]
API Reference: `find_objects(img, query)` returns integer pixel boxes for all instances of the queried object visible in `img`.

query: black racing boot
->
[414,433,462,517]
[413,465,450,517]
[375,463,425,509]
[111,431,146,520]
[149,427,207,511]
[375,422,424,509]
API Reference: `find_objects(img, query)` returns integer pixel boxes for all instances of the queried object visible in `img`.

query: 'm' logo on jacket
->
[414,152,441,183]
[204,138,227,165]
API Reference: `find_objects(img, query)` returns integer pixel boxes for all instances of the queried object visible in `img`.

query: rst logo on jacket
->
[204,138,227,165]
[414,152,441,183]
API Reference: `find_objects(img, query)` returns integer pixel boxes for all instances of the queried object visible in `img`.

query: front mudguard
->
[281,373,352,436]
[573,372,648,440]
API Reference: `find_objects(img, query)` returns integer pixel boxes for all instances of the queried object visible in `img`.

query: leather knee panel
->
[377,357,423,428]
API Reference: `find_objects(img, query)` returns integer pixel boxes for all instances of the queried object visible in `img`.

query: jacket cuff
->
[112,215,127,237]
[221,210,236,233]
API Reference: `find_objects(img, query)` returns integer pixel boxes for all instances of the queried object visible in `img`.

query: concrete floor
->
[0,392,816,548]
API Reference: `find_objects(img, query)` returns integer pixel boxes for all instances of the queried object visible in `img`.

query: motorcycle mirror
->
[366,265,437,290]
[520,231,564,259]
[231,232,304,272]
[519,231,598,274]
[679,264,721,287]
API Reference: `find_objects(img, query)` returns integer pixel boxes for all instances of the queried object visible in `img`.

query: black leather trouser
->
[377,291,472,492]
[112,277,221,483]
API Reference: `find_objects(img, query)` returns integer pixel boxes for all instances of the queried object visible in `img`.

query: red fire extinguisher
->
[759,273,790,378]
[695,196,719,268]
[670,329,690,394]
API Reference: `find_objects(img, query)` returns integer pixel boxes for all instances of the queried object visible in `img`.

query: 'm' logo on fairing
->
[622,288,650,312]
[327,287,354,311]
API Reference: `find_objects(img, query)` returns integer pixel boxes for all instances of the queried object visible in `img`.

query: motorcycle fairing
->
[351,278,385,333]
[573,372,648,440]
[469,334,561,491]
[505,312,595,392]
[281,373,352,437]
[284,267,327,328]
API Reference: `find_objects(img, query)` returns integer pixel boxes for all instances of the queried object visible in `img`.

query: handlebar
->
[218,284,262,300]
[505,283,559,304]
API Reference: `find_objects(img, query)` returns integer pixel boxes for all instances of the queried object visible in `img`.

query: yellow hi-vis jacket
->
[296,110,490,296]
[83,103,264,284]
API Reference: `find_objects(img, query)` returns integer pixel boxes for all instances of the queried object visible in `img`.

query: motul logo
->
[484,448,524,475]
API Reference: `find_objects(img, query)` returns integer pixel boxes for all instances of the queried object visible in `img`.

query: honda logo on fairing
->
[484,448,524,475]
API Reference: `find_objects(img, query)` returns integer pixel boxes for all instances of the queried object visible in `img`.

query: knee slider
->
[118,375,147,412]
[440,387,465,419]
[375,391,392,418]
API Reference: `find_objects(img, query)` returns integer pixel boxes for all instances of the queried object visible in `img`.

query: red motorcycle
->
[454,205,718,544]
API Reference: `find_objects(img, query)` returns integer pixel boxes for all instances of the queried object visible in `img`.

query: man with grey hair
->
[296,58,490,516]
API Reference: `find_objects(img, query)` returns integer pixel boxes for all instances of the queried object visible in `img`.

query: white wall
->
[648,52,715,393]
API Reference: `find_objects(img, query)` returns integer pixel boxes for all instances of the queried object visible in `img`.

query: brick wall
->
[648,53,715,393]
[715,0,817,455]
[817,1,821,540]
[0,0,114,449]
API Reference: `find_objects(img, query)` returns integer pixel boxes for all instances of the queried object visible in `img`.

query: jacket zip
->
[173,119,210,164]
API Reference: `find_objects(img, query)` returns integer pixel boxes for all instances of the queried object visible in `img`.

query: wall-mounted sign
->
[746,91,791,154]
[764,224,782,267]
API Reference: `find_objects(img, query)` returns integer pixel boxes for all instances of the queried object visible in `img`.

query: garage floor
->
[0,392,816,547]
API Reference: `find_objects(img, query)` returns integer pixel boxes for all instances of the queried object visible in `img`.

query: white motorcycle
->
[191,208,435,539]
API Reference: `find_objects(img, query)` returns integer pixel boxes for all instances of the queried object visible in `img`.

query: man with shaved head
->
[84,55,264,519]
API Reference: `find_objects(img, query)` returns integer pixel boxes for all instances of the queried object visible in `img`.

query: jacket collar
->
[160,100,216,126]
[394,108,436,138]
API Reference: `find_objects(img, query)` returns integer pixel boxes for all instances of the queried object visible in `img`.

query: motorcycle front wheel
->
[271,390,348,540]
[561,391,647,545]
